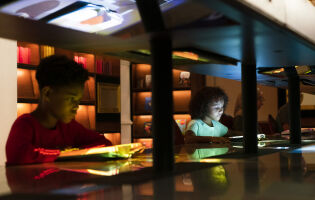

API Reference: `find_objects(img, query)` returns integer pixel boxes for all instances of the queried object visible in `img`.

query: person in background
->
[184,87,230,144]
[275,93,315,135]
[6,55,112,165]
[276,93,303,132]
[232,88,265,133]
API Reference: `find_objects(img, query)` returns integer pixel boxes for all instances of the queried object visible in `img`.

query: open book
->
[281,128,315,135]
[229,134,266,142]
[281,128,315,140]
[58,143,144,160]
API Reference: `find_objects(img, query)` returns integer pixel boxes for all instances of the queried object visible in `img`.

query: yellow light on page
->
[200,158,223,163]
[86,146,117,155]
[87,169,119,176]
[85,143,143,155]
[59,143,144,158]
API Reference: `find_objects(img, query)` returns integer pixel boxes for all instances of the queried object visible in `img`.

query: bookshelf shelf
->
[133,136,153,139]
[95,74,120,83]
[17,63,37,70]
[132,87,191,92]
[17,98,38,104]
[173,87,191,91]
[78,101,95,105]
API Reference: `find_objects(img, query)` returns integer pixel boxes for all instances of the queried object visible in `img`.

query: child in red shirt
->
[6,55,112,165]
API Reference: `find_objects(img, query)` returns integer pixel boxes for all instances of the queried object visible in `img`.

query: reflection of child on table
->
[6,55,112,165]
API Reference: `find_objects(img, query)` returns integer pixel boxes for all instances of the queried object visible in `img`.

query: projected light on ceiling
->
[0,0,185,35]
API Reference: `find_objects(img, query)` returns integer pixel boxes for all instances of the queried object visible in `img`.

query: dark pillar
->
[135,0,174,172]
[153,176,175,200]
[243,158,260,199]
[151,33,174,172]
[285,67,301,144]
[288,153,304,182]
[241,19,257,153]
[242,63,258,153]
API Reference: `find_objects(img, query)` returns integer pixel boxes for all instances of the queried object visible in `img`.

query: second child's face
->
[48,84,84,123]
[207,99,224,121]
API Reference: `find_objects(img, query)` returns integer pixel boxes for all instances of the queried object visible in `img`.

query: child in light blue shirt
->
[185,87,230,144]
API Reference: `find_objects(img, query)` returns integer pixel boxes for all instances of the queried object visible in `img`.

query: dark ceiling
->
[1,0,315,92]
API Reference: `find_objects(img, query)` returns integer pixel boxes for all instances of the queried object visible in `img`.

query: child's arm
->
[71,120,112,148]
[184,130,230,144]
[224,130,243,137]
[6,120,60,165]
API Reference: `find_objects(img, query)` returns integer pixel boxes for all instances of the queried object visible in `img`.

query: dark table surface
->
[1,138,315,199]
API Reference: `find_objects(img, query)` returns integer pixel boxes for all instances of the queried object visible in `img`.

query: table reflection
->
[132,164,229,199]
[5,158,147,194]
[5,142,315,199]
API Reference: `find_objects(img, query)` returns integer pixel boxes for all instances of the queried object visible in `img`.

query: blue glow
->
[291,145,315,153]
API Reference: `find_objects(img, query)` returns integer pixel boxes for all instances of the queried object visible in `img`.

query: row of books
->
[96,59,113,75]
[72,57,114,75]
[17,46,31,64]
[18,46,114,76]
[73,56,87,69]
[17,45,55,64]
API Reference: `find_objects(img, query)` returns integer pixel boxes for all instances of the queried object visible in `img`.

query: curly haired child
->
[185,87,230,144]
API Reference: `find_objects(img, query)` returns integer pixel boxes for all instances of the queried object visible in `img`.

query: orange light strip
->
[173,51,199,60]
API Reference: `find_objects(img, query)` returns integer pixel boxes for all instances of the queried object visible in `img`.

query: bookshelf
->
[16,41,121,144]
[131,64,193,147]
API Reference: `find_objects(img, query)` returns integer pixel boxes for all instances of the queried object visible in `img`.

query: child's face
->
[207,99,224,121]
[47,84,84,123]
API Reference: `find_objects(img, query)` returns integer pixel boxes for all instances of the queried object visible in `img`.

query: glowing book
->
[58,143,144,160]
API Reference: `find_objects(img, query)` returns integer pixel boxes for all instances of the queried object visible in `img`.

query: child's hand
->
[210,137,230,144]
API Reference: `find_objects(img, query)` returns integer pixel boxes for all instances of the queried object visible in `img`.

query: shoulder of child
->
[187,119,202,127]
[14,113,35,126]
[212,120,228,133]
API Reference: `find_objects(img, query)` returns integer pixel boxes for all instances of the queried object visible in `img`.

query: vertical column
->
[151,33,174,172]
[153,176,175,200]
[0,38,17,166]
[120,60,132,144]
[285,67,301,144]
[242,63,258,153]
[135,0,174,172]
[243,158,259,199]
[241,19,257,153]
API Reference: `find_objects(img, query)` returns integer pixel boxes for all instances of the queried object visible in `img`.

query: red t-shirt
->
[6,114,112,165]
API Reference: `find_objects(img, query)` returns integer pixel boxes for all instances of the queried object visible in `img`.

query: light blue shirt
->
[186,119,228,137]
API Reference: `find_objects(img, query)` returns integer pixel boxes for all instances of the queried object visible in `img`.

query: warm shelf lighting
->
[137,64,151,71]
[17,69,24,77]
[17,103,37,117]
[137,115,152,120]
